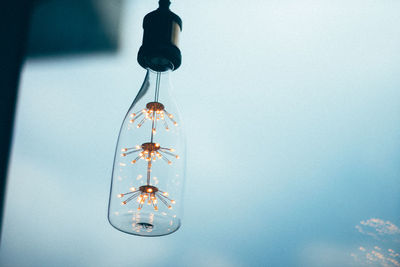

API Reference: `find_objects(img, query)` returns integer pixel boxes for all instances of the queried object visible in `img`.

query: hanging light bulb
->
[108,0,185,236]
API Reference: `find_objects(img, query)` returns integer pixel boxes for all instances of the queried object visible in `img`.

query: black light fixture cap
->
[137,0,182,72]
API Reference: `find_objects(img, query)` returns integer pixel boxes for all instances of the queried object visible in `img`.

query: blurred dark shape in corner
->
[27,0,123,57]
[0,0,124,243]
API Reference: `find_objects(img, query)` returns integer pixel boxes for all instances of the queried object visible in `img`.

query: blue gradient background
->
[1,0,400,266]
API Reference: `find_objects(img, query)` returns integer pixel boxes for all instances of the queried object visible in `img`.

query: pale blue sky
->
[1,0,400,266]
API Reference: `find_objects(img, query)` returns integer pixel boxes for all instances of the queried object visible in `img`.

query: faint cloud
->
[356,218,400,242]
[352,218,400,267]
[351,246,400,267]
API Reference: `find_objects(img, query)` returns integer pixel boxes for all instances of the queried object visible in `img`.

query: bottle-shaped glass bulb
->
[108,68,185,236]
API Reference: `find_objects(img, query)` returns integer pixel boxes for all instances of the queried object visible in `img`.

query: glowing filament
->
[118,186,176,211]
[129,102,178,132]
[120,142,179,165]
[118,100,180,215]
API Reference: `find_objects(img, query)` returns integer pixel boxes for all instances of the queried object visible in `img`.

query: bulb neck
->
[144,68,172,101]
[146,68,172,91]
[148,67,172,75]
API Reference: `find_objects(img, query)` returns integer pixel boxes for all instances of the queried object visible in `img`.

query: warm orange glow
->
[118,186,176,212]
[116,102,181,214]
[119,143,178,165]
[129,104,178,132]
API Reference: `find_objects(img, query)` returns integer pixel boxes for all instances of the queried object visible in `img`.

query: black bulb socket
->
[137,0,182,72]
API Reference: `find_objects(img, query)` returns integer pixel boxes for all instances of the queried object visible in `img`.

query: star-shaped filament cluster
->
[117,99,180,215]
[121,142,179,165]
[118,185,176,211]
[129,101,178,133]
